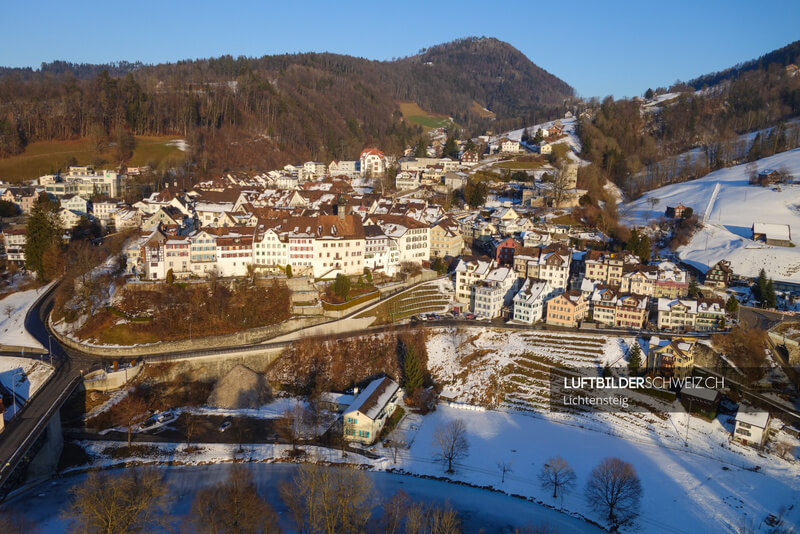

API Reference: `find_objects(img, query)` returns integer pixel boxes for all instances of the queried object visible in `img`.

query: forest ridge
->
[0,37,574,172]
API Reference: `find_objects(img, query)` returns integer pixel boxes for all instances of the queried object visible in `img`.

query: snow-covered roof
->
[681,386,720,403]
[658,298,698,313]
[485,267,513,283]
[344,377,399,420]
[752,222,791,241]
[735,409,769,428]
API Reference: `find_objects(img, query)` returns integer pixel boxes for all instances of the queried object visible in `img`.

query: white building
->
[395,171,421,191]
[657,298,697,331]
[370,215,429,264]
[454,255,494,306]
[92,201,118,227]
[512,279,554,324]
[360,148,387,178]
[343,377,401,445]
[471,266,519,319]
[733,410,770,447]
[500,139,522,153]
[329,160,360,178]
[364,225,398,276]
[302,161,327,180]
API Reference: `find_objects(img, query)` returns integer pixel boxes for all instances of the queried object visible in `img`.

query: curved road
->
[0,287,98,493]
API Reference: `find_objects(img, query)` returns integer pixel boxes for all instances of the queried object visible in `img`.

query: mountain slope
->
[0,37,574,175]
[687,39,800,90]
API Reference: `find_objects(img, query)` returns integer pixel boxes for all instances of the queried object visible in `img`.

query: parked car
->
[465,313,475,319]
[219,418,233,433]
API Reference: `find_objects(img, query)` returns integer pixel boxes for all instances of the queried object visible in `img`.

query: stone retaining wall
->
[51,315,327,358]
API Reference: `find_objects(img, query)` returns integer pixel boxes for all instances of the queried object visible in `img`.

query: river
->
[6,463,603,533]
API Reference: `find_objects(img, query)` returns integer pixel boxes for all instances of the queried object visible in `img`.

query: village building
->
[657,298,697,331]
[752,222,792,247]
[545,290,588,328]
[513,278,554,324]
[705,260,733,288]
[733,410,771,447]
[454,255,495,307]
[471,266,519,319]
[343,377,402,445]
[646,336,696,378]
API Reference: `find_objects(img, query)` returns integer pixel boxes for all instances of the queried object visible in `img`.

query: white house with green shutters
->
[342,377,401,445]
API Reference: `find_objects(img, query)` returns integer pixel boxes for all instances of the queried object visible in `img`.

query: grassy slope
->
[0,135,187,182]
[398,101,454,131]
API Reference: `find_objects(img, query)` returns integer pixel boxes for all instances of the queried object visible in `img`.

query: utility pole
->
[684,396,693,447]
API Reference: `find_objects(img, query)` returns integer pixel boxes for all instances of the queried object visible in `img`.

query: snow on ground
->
[415,327,800,531]
[501,117,586,163]
[622,148,800,282]
[185,396,306,419]
[398,405,800,533]
[165,139,189,152]
[0,356,53,419]
[0,282,53,350]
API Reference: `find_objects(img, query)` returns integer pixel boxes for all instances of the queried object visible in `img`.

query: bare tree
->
[276,404,306,454]
[538,456,576,506]
[64,468,171,533]
[585,457,642,526]
[0,510,38,533]
[186,464,281,534]
[775,441,795,460]
[433,419,470,473]
[388,431,406,464]
[4,304,14,319]
[381,490,411,534]
[404,500,461,534]
[647,197,660,209]
[181,412,198,450]
[498,459,513,483]
[280,464,376,534]
[112,395,147,447]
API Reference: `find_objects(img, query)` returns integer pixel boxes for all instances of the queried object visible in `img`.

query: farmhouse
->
[343,377,401,445]
[752,222,792,247]
[733,409,771,447]
[705,260,732,288]
[665,203,687,219]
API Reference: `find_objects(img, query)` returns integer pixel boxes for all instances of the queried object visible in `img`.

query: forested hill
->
[687,40,800,90]
[0,37,574,173]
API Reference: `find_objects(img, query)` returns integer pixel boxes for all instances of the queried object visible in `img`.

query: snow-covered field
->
[0,283,52,350]
[0,356,53,419]
[623,148,800,282]
[399,405,800,533]
[412,327,800,532]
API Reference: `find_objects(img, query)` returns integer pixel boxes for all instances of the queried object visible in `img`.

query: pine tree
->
[628,344,642,374]
[414,138,428,158]
[688,279,699,298]
[443,136,458,159]
[403,346,424,393]
[725,296,739,314]
[754,268,768,305]
[25,196,62,281]
[766,279,777,308]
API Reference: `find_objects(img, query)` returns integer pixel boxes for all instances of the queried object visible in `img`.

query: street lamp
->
[48,335,53,367]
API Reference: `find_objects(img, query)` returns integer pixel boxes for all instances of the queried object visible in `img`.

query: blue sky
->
[2,1,798,98]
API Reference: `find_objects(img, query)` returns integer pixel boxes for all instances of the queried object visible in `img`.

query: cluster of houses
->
[453,241,731,333]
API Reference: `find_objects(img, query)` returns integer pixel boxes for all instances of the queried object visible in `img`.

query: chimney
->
[337,194,346,220]
[353,387,359,396]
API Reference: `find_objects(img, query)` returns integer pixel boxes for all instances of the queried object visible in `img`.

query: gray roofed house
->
[342,377,402,445]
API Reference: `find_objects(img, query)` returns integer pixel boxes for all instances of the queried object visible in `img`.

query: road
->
[0,286,98,493]
[737,306,786,330]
